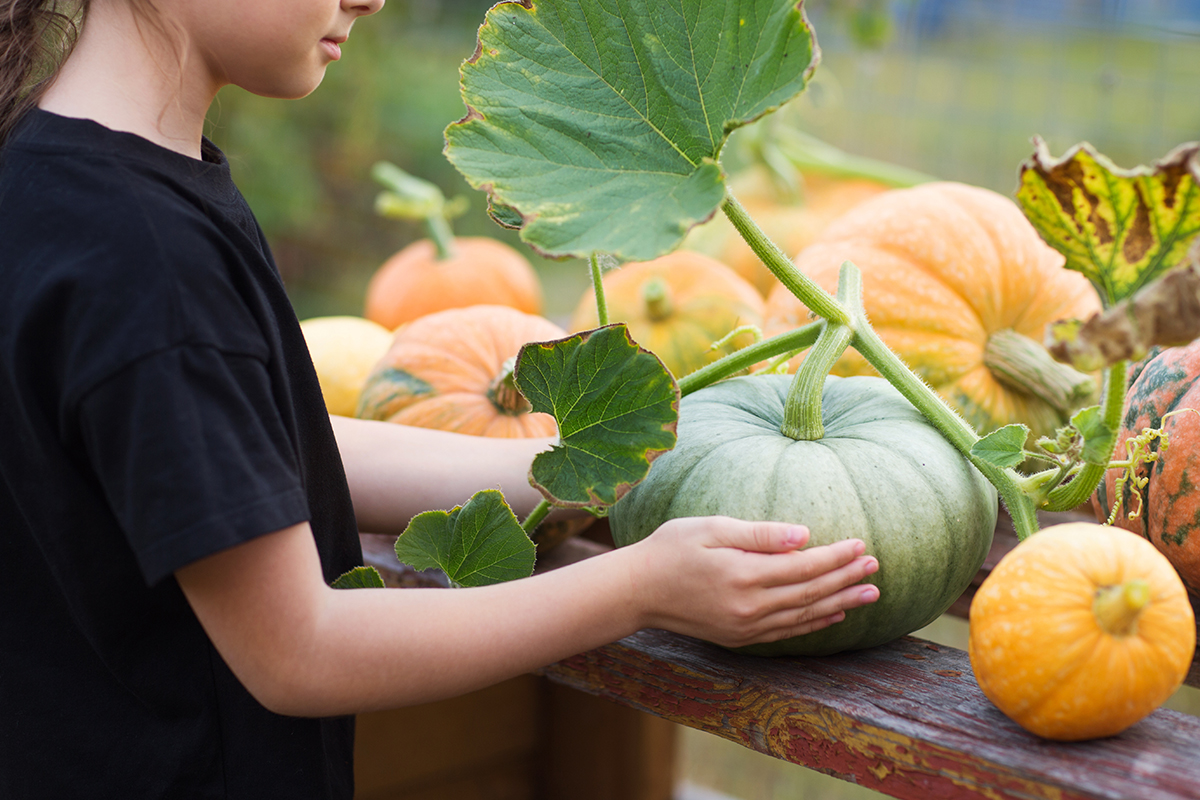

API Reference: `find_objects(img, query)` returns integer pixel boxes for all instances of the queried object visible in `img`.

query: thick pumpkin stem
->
[488,357,533,416]
[782,262,860,440]
[1093,579,1151,637]
[641,277,673,321]
[983,329,1098,415]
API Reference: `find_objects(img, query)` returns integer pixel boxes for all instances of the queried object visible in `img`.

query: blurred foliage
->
[205,0,1200,326]
[203,0,592,321]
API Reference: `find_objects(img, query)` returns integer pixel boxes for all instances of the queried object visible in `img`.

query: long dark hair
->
[0,0,86,145]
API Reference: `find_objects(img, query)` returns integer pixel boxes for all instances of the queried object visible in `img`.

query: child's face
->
[178,0,386,98]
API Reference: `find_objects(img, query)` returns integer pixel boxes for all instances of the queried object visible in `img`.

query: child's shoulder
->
[3,111,248,276]
[1,112,276,397]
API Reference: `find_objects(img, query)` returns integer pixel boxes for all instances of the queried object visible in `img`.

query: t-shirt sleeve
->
[77,344,312,586]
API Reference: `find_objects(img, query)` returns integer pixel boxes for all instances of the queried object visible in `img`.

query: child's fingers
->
[751,537,870,589]
[756,582,881,641]
[704,517,811,553]
[759,553,879,612]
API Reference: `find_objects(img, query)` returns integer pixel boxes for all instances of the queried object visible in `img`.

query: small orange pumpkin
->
[968,522,1195,741]
[765,181,1103,438]
[364,237,543,330]
[569,251,765,379]
[356,305,564,437]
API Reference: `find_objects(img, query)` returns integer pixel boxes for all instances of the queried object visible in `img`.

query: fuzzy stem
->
[1042,361,1127,512]
[852,322,1039,539]
[1092,579,1151,636]
[721,192,851,326]
[521,499,553,537]
[590,253,610,327]
[677,322,823,397]
[781,263,860,440]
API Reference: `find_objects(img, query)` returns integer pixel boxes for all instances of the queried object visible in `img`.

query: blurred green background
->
[204,0,1200,328]
[204,1,1200,797]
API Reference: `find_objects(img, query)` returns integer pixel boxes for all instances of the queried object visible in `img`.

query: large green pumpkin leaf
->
[516,325,679,510]
[1017,138,1200,307]
[444,0,820,261]
[394,489,536,587]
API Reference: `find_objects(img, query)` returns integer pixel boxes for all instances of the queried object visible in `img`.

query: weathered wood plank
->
[361,507,1200,800]
[540,628,1200,800]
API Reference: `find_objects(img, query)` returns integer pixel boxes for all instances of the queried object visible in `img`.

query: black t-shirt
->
[0,110,362,798]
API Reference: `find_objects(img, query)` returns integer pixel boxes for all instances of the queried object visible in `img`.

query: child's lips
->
[321,38,343,61]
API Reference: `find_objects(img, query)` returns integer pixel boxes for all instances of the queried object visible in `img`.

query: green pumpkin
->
[610,374,998,656]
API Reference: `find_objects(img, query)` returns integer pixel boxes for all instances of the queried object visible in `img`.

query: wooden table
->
[357,510,1200,800]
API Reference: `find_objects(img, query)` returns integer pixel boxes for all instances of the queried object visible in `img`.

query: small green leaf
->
[331,566,386,589]
[516,324,679,509]
[394,489,536,587]
[1017,138,1200,307]
[1071,405,1117,466]
[970,424,1031,469]
[444,0,820,261]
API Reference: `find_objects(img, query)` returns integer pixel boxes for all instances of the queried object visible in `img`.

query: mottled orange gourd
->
[765,181,1103,438]
[569,251,765,380]
[356,305,564,437]
[1093,341,1200,594]
[364,237,543,330]
[969,522,1195,741]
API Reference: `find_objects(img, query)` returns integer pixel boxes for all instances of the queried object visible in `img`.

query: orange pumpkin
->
[569,251,765,379]
[765,181,1103,439]
[364,237,543,330]
[356,305,564,437]
[969,522,1195,741]
[683,170,889,296]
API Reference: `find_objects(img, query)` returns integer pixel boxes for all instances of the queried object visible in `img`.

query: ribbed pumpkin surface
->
[610,374,998,656]
[969,522,1195,741]
[364,237,543,330]
[356,305,564,438]
[1093,341,1200,594]
[569,251,765,379]
[765,182,1102,438]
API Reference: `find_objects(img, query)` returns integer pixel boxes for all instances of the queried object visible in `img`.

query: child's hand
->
[623,516,880,648]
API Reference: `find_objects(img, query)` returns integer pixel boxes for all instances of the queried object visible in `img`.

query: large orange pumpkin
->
[569,251,765,379]
[356,305,564,437]
[969,522,1195,741]
[684,170,889,296]
[765,181,1103,439]
[1093,341,1200,594]
[364,237,543,330]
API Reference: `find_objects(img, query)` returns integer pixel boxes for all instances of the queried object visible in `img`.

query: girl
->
[0,1,881,797]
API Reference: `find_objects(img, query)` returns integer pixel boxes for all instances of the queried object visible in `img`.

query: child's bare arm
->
[329,415,558,535]
[175,516,878,717]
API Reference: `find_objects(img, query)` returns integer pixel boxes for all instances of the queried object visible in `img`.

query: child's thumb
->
[721,519,810,553]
